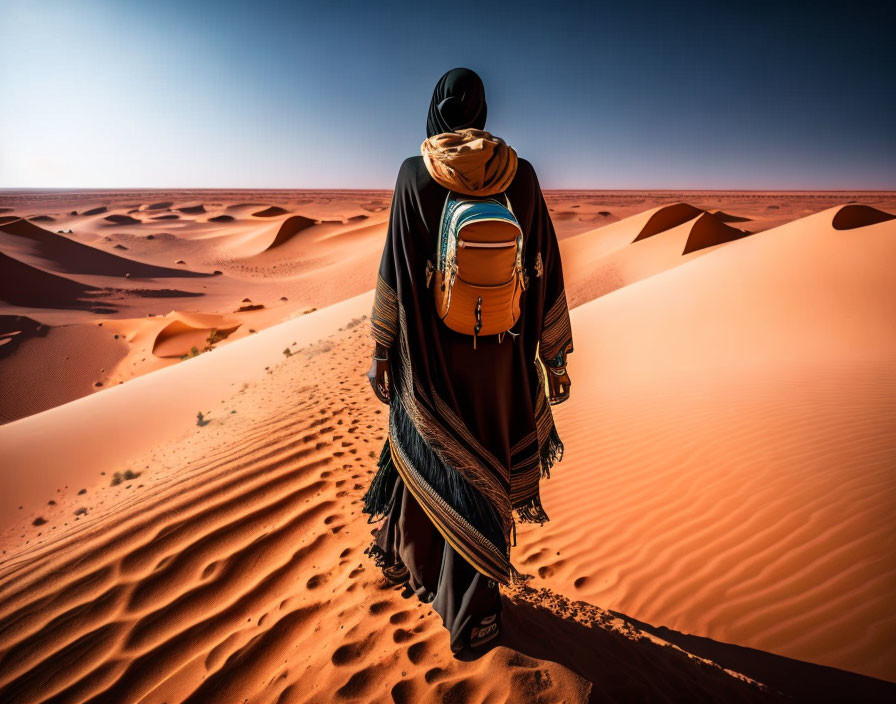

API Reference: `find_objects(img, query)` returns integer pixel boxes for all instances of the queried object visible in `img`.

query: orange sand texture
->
[0,190,894,702]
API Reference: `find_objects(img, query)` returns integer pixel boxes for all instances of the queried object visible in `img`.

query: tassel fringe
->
[362,540,394,569]
[371,395,508,553]
[539,424,564,479]
[361,403,566,584]
[361,439,399,523]
[513,494,550,525]
[509,563,534,585]
[392,396,507,552]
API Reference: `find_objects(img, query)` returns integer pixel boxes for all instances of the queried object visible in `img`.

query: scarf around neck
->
[420,128,519,197]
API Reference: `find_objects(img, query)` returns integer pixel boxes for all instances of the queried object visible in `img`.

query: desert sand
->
[1,189,895,702]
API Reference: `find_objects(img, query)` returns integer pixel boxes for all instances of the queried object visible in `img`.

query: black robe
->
[362,154,574,586]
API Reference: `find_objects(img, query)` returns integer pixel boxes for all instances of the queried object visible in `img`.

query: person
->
[361,67,574,657]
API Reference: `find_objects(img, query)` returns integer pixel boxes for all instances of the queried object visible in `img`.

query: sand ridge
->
[0,306,783,704]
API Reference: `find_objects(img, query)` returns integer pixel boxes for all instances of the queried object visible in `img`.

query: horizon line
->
[2,186,895,194]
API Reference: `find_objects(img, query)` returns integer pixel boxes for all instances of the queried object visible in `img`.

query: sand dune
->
[632,202,704,241]
[103,214,142,225]
[266,215,316,250]
[0,251,111,312]
[252,206,289,217]
[0,316,44,360]
[712,209,752,223]
[0,218,210,279]
[561,204,751,307]
[683,211,751,254]
[522,206,896,682]
[152,313,242,358]
[0,319,128,425]
[0,292,792,704]
[1,191,894,701]
[831,204,896,230]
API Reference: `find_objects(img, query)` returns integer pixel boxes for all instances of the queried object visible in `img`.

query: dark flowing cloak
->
[362,155,574,585]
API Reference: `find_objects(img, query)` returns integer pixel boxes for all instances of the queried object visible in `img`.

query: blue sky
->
[1,0,893,189]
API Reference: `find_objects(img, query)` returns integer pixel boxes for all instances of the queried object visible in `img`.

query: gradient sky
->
[1,0,893,189]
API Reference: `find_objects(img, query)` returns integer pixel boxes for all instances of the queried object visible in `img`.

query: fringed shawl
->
[362,149,574,586]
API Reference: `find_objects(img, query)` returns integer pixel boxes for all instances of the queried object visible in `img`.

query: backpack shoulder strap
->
[501,191,515,216]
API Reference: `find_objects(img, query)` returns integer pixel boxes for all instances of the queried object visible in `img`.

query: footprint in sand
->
[334,665,378,699]
[331,634,376,666]
[306,573,327,590]
[392,627,414,643]
[407,638,432,664]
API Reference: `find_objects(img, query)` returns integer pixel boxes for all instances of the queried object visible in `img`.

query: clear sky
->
[1,0,893,189]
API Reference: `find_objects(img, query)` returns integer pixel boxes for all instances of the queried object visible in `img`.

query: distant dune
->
[252,206,289,217]
[561,203,752,306]
[0,218,210,279]
[832,204,896,230]
[266,215,316,249]
[632,202,704,241]
[0,251,110,312]
[152,312,242,358]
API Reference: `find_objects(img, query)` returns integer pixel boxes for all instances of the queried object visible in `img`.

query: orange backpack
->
[425,191,528,348]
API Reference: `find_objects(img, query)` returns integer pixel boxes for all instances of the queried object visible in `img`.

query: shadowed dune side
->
[632,202,703,242]
[0,219,210,279]
[683,212,751,254]
[218,214,320,258]
[0,252,114,313]
[103,214,142,226]
[252,206,288,218]
[499,586,776,702]
[622,612,896,704]
[176,205,206,215]
[832,204,895,230]
[266,215,316,250]
[498,585,896,702]
[712,210,753,223]
[0,316,46,361]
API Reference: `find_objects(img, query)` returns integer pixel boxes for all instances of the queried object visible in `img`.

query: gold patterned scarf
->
[420,128,518,196]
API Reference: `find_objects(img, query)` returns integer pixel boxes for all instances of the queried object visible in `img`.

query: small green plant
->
[180,345,201,361]
[179,329,225,361]
[204,328,224,351]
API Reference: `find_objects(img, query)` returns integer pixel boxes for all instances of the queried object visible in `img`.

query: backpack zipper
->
[458,240,517,248]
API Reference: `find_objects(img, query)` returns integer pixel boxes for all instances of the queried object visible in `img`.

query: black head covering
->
[426,67,488,138]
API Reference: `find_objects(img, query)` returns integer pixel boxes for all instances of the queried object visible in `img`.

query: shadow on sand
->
[463,583,895,703]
